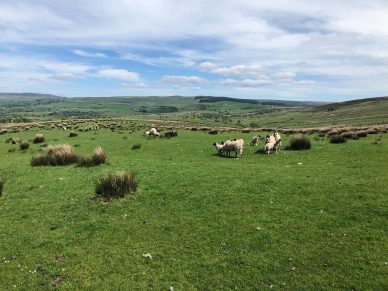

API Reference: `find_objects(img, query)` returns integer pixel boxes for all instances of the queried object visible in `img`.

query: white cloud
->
[98,69,140,81]
[73,49,106,58]
[221,78,273,87]
[161,75,208,84]
[198,62,264,77]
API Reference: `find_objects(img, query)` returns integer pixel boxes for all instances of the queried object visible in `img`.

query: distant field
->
[1,95,387,128]
[0,126,387,289]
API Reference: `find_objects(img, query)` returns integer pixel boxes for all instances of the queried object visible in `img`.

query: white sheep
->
[220,139,244,157]
[273,131,282,149]
[264,135,279,154]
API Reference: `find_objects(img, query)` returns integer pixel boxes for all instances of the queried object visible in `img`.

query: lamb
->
[213,142,226,156]
[264,135,279,154]
[250,135,260,146]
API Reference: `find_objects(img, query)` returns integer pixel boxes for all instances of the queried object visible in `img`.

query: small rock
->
[142,253,152,260]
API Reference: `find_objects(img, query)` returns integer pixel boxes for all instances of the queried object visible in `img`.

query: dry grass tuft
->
[33,134,45,143]
[19,141,30,150]
[92,147,106,165]
[288,134,311,150]
[31,144,77,166]
[95,171,137,199]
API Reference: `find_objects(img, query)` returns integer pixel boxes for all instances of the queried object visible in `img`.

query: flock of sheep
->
[213,130,282,157]
[144,126,282,157]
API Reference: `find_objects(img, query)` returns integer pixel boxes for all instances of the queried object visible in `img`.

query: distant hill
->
[0,93,63,100]
[195,96,325,107]
[313,96,388,112]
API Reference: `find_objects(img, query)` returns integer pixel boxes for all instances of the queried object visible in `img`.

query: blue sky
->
[1,0,388,101]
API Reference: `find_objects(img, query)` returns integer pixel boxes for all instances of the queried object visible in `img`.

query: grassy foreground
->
[0,128,387,289]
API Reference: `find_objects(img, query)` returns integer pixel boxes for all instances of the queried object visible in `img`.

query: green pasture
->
[0,128,387,289]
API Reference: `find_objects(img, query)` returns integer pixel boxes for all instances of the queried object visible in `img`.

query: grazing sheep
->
[250,135,260,146]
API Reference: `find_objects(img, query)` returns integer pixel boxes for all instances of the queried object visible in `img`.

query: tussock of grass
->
[19,141,30,150]
[33,134,45,143]
[288,134,311,150]
[92,147,106,165]
[69,131,78,137]
[95,171,137,199]
[11,138,21,145]
[208,129,218,135]
[164,131,178,138]
[330,135,346,144]
[77,147,106,167]
[31,144,78,166]
[132,143,141,150]
[356,131,368,137]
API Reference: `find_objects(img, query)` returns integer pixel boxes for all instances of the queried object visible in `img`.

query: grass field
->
[0,127,387,289]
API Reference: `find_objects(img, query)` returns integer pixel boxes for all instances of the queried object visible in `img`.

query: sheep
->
[220,139,244,157]
[250,135,260,146]
[273,130,282,149]
[213,142,226,156]
[145,127,160,137]
[264,135,279,154]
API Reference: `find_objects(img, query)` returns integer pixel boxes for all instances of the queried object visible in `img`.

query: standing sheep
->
[250,135,260,146]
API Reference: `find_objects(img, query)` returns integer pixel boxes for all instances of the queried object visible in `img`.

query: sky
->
[1,0,388,101]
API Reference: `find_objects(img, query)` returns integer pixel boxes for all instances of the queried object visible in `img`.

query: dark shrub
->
[20,141,30,150]
[69,131,78,137]
[208,129,218,135]
[33,134,45,143]
[288,135,311,150]
[330,135,346,144]
[132,143,141,150]
[190,127,198,131]
[164,131,178,138]
[356,131,368,137]
[31,144,78,166]
[0,177,3,196]
[95,171,137,199]
[340,132,353,139]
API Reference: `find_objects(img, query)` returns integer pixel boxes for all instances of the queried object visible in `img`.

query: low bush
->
[340,132,353,139]
[31,144,78,166]
[356,131,368,137]
[33,134,45,143]
[330,135,346,144]
[288,134,311,150]
[190,127,198,131]
[132,143,141,150]
[95,171,137,199]
[208,129,218,135]
[69,131,78,137]
[19,141,30,150]
[164,131,178,138]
